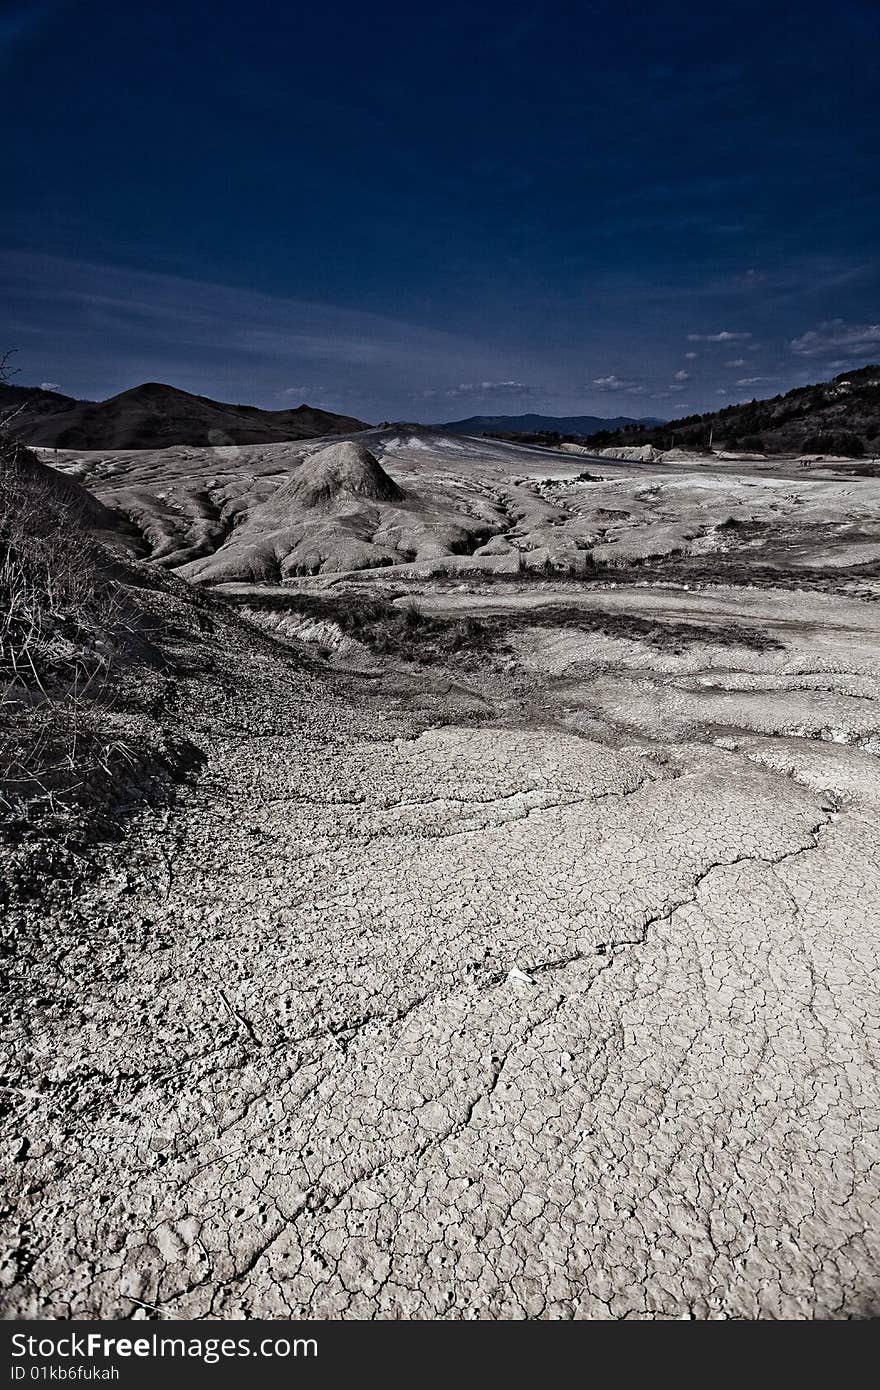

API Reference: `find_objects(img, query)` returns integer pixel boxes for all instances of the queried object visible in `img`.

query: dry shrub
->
[0,440,139,819]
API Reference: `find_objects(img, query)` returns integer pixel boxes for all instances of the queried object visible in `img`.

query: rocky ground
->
[1,440,879,1320]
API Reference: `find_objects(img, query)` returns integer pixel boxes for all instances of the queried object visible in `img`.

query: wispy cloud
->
[725,358,747,367]
[789,319,880,358]
[0,250,536,417]
[673,369,690,381]
[418,380,532,400]
[687,330,752,343]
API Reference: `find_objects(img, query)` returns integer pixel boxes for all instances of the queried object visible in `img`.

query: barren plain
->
[2,429,879,1318]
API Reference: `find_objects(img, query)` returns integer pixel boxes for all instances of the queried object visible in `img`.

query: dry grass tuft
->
[0,440,143,820]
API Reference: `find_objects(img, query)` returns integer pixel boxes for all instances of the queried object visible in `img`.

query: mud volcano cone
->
[285,440,405,509]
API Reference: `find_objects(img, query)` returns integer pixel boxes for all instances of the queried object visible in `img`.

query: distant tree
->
[0,350,24,433]
[0,349,17,385]
[801,430,864,457]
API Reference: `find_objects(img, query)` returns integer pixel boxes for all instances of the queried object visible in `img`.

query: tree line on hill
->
[584,366,880,457]
[486,366,880,457]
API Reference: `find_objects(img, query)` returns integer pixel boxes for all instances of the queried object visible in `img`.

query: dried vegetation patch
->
[0,441,169,832]
[236,592,496,665]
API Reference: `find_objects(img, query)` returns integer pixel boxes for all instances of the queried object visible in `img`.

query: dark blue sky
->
[3,0,879,420]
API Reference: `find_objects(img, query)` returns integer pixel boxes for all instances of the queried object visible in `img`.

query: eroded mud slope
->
[37,429,880,583]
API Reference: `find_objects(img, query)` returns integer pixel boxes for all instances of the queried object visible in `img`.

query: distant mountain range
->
[0,382,367,449]
[437,412,664,436]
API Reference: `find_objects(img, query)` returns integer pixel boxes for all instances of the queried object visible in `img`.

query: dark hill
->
[1,382,368,450]
[0,383,82,433]
[589,365,880,456]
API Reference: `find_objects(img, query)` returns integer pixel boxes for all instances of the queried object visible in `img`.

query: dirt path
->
[2,604,879,1319]
[412,582,880,631]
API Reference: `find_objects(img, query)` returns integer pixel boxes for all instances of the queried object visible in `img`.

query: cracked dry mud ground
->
[2,587,880,1321]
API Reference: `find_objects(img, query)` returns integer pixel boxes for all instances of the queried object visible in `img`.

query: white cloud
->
[684,351,697,360]
[687,330,752,343]
[725,358,746,367]
[419,380,532,400]
[789,319,880,358]
[592,374,635,391]
[673,369,690,381]
[40,381,62,391]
